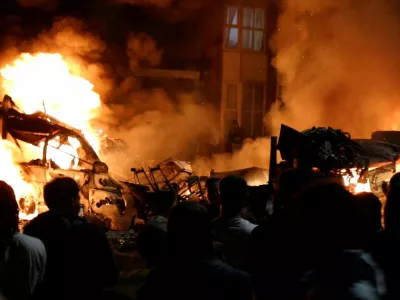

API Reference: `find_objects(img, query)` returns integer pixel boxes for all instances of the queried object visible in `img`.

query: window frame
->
[223,6,266,52]
[222,82,240,138]
[241,82,266,138]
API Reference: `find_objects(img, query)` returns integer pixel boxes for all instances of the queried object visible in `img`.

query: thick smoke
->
[102,90,220,178]
[0,12,272,178]
[267,0,400,138]
[0,16,223,178]
[36,18,270,176]
[193,138,271,176]
[126,32,163,71]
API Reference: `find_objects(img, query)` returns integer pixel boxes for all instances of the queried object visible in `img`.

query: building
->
[137,0,279,151]
[218,0,278,142]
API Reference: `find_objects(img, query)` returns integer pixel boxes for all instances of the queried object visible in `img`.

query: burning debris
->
[131,158,206,203]
[0,94,136,229]
[277,124,399,197]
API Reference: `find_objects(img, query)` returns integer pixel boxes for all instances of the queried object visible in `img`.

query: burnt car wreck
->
[0,95,135,230]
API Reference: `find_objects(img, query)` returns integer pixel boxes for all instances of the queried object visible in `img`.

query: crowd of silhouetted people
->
[1,168,400,300]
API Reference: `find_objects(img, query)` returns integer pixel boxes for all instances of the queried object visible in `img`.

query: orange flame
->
[341,168,371,194]
[0,52,102,219]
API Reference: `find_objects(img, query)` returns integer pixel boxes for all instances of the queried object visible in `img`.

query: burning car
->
[0,95,136,230]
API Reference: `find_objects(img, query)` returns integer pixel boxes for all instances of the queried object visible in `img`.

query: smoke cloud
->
[193,138,271,176]
[267,0,400,138]
[0,11,272,178]
[101,89,221,177]
[0,16,223,177]
[126,32,163,71]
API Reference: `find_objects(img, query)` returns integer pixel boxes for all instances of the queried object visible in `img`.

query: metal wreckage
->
[2,91,399,231]
[277,124,400,197]
[0,95,136,230]
[0,95,210,230]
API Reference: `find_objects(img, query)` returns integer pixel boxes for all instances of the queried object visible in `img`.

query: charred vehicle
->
[277,124,399,197]
[0,95,136,230]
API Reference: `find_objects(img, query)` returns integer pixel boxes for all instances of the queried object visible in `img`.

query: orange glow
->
[0,52,102,219]
[1,53,101,152]
[247,179,268,187]
[341,168,371,194]
[0,140,40,219]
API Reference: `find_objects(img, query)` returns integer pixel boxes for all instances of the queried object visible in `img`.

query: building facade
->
[201,0,278,148]
[138,0,279,151]
[222,3,270,139]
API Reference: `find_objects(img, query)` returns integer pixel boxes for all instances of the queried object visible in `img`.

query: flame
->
[0,140,40,219]
[1,53,101,152]
[0,52,102,219]
[341,168,371,194]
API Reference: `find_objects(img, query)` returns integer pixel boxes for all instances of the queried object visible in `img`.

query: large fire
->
[0,52,102,220]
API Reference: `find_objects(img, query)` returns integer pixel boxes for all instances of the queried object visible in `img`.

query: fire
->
[0,140,40,219]
[1,53,101,152]
[0,52,102,219]
[247,179,267,187]
[341,168,371,194]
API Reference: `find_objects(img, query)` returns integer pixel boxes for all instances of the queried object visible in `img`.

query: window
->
[224,6,265,51]
[242,8,265,51]
[224,83,238,135]
[242,83,265,137]
[225,7,239,49]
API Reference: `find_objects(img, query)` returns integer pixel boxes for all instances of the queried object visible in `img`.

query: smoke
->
[267,0,400,138]
[193,138,271,176]
[0,16,221,177]
[101,89,220,170]
[126,32,163,71]
[0,11,271,178]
